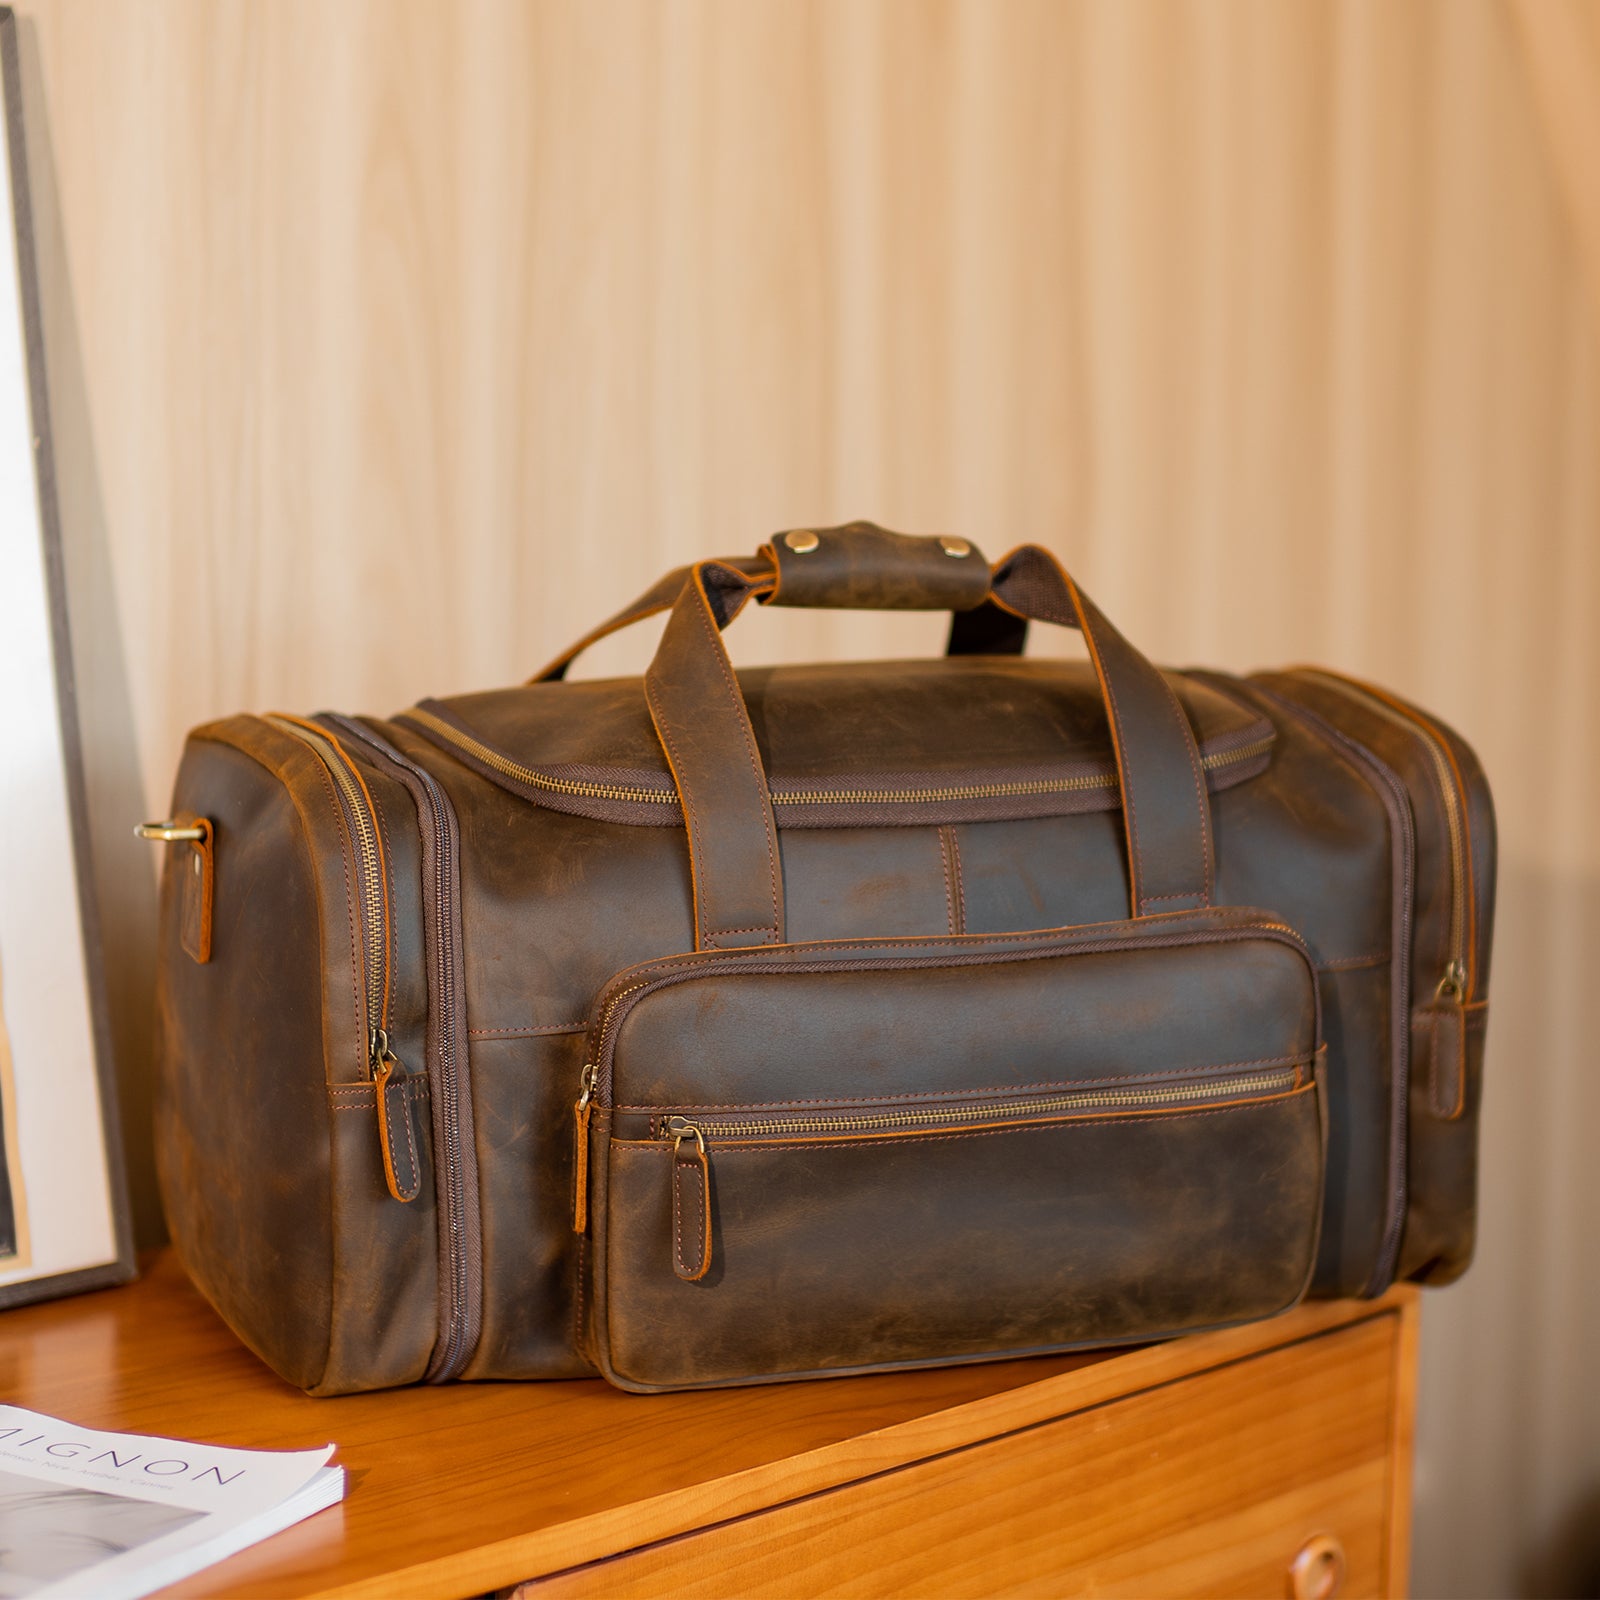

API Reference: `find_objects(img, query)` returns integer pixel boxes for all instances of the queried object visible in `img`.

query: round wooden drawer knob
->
[1288,1534,1347,1600]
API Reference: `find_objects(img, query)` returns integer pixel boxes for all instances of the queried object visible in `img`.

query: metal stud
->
[940,537,972,558]
[784,529,820,553]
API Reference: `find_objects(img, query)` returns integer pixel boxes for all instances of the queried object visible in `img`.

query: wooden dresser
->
[0,1252,1415,1598]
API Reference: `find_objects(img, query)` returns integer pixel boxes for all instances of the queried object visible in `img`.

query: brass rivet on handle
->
[940,536,972,558]
[784,529,820,553]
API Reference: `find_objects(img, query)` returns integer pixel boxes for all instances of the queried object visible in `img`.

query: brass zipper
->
[657,1065,1301,1281]
[664,1070,1299,1145]
[268,715,390,1046]
[407,704,1271,811]
[1298,673,1473,1000]
[267,715,416,1200]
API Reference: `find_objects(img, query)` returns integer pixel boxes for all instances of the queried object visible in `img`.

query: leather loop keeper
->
[178,815,215,964]
[762,522,989,612]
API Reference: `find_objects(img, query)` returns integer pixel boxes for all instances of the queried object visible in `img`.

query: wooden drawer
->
[526,1313,1405,1599]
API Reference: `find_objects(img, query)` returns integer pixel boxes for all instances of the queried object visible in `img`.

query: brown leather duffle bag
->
[148,524,1493,1395]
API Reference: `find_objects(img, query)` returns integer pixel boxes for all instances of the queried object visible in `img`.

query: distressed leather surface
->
[151,526,1494,1393]
[762,520,991,611]
[586,912,1323,1389]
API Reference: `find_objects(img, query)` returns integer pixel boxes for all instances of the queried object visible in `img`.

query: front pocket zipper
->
[664,1071,1301,1142]
[572,915,1322,1239]
[266,714,421,1202]
[1295,672,1476,1003]
[654,1065,1309,1282]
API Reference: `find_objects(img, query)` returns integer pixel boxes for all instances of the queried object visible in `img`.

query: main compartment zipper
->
[1296,672,1475,1001]
[403,704,1273,812]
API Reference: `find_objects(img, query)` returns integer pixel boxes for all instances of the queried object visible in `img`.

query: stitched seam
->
[598,916,1303,984]
[696,1165,709,1272]
[591,920,1310,1037]
[950,829,966,933]
[329,1081,428,1105]
[1317,953,1390,971]
[622,1089,1314,1155]
[591,921,1318,1095]
[672,1158,705,1277]
[1143,891,1204,902]
[939,826,967,935]
[381,1086,401,1190]
[672,1158,684,1271]
[612,1055,1319,1113]
[937,827,958,935]
[468,1023,586,1038]
[691,574,783,944]
[383,1083,419,1196]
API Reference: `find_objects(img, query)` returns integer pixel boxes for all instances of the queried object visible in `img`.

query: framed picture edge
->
[0,4,137,1309]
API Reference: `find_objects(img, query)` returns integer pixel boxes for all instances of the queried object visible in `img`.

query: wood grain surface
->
[525,1316,1404,1599]
[0,1250,1417,1598]
[2,4,1595,1592]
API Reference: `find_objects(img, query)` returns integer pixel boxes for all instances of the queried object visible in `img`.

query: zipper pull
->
[1436,959,1468,1002]
[372,1030,422,1203]
[573,1063,595,1234]
[666,1118,713,1281]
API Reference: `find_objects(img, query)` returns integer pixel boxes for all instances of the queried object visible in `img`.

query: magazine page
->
[0,1405,339,1600]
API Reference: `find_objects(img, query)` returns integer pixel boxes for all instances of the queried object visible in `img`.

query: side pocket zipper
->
[266,714,422,1202]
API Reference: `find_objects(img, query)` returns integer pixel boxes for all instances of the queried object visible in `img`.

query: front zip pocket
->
[580,907,1328,1393]
[656,1065,1308,1283]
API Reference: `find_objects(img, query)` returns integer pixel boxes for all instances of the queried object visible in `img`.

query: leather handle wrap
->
[531,524,990,682]
[645,545,1214,948]
[761,522,990,611]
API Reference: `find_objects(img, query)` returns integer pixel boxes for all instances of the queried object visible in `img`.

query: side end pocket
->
[1402,998,1488,1283]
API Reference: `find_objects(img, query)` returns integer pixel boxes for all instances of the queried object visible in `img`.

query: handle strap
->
[644,542,1214,948]
[531,522,995,682]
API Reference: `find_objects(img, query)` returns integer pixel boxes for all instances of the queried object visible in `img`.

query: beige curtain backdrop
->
[13,2,1598,1593]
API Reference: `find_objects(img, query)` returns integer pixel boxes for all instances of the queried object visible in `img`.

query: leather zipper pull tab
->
[373,1031,422,1203]
[573,1064,594,1234]
[667,1119,713,1281]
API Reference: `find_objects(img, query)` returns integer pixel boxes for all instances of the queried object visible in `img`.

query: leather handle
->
[761,522,991,611]
[531,523,993,683]
[645,544,1214,949]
